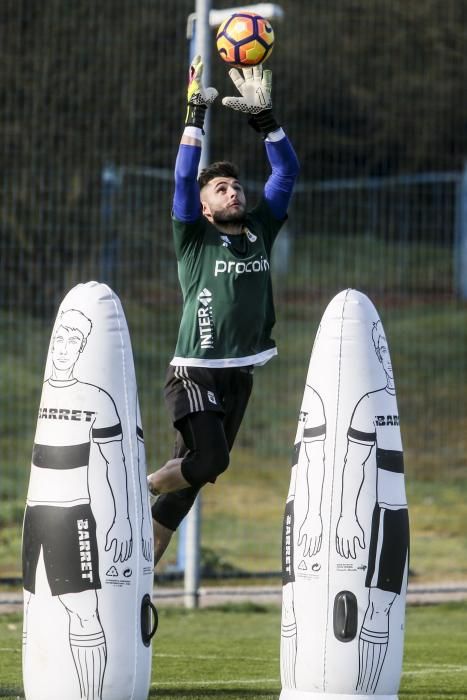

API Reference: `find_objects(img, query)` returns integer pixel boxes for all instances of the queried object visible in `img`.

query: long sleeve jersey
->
[170,129,299,367]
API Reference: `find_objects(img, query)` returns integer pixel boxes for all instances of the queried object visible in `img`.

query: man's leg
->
[153,519,175,566]
[149,366,253,567]
[147,457,190,496]
[149,411,230,565]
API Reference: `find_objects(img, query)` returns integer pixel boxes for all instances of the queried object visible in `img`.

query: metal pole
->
[183,496,201,609]
[183,0,212,610]
[100,163,120,285]
[195,0,212,171]
[455,162,467,299]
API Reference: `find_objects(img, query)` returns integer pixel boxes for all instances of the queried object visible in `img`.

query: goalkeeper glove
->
[185,55,218,131]
[222,65,280,137]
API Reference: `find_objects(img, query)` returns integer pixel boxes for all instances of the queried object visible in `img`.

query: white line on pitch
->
[151,678,278,687]
[403,665,467,675]
[154,652,276,662]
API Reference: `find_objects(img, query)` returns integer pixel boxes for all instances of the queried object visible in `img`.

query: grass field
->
[1,294,466,582]
[1,234,466,583]
[0,602,466,699]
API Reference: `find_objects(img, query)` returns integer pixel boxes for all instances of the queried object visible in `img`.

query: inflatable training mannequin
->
[22,282,157,700]
[280,289,409,700]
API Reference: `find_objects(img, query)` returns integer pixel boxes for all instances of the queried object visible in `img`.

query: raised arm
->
[173,136,203,222]
[222,65,299,220]
[264,131,300,220]
[173,56,218,223]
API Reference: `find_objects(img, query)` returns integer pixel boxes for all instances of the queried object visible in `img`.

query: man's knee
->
[205,447,230,482]
[181,441,230,487]
[176,411,231,488]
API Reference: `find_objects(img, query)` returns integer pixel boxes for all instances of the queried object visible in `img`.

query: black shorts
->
[164,364,254,438]
[153,365,254,531]
[365,504,409,594]
[22,503,101,596]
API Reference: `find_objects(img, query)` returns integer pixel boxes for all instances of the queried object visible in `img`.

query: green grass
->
[1,235,467,583]
[1,602,466,699]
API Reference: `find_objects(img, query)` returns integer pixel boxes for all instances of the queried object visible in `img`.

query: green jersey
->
[171,198,285,367]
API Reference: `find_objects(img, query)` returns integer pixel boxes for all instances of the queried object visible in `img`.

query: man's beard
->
[213,208,246,226]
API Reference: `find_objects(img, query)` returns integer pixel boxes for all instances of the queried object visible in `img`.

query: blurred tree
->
[0,0,466,312]
[275,0,467,178]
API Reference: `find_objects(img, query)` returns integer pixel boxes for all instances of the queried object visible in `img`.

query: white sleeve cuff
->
[265,127,286,143]
[183,126,204,139]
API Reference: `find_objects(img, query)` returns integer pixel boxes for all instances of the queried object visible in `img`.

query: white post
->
[184,496,201,609]
[455,162,467,299]
[183,0,212,610]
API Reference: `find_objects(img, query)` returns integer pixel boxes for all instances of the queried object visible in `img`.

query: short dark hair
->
[197,161,240,190]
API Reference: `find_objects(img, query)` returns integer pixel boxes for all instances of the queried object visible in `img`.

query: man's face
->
[52,325,85,372]
[200,176,246,225]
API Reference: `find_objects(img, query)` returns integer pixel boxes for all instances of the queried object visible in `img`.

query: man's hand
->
[222,64,279,136]
[222,65,272,114]
[185,55,218,130]
[187,54,218,106]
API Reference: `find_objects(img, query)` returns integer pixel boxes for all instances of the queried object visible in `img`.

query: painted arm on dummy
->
[335,439,372,559]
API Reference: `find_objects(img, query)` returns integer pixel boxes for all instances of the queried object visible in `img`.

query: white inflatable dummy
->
[22,281,156,700]
[280,289,409,700]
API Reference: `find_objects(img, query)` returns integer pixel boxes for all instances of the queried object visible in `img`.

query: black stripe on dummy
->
[304,424,326,440]
[92,423,122,440]
[32,442,91,469]
[376,448,404,473]
[348,426,376,443]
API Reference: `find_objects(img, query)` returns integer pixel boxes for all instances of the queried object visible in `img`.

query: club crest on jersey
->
[198,288,212,307]
[244,227,257,242]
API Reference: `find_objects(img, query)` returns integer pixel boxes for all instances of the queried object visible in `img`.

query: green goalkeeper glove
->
[185,55,218,131]
[222,65,280,137]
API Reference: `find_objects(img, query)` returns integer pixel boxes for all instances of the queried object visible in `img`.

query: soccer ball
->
[216,12,274,68]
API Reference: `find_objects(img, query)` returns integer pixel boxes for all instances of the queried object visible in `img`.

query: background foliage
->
[0,0,466,580]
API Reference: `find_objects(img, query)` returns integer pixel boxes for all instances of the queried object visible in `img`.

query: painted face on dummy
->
[200,177,247,228]
[51,325,86,376]
[377,337,393,382]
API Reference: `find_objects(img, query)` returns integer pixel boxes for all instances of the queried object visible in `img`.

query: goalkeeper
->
[148,55,299,564]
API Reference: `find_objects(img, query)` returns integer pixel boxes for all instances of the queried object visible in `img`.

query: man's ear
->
[80,338,87,354]
[201,200,212,219]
